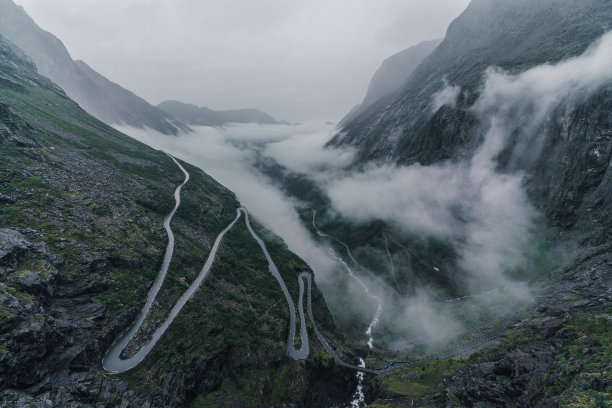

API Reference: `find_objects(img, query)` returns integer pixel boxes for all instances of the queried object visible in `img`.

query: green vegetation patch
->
[377,358,470,400]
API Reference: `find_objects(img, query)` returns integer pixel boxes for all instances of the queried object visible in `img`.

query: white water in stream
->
[329,250,383,348]
[312,212,383,407]
[351,358,367,408]
[331,249,381,407]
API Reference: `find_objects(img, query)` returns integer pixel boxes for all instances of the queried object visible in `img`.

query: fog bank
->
[117,123,344,283]
[115,31,612,354]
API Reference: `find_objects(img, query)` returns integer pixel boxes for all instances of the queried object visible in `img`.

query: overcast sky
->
[16,0,469,122]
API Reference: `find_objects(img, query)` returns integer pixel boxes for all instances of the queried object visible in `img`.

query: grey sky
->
[16,0,469,122]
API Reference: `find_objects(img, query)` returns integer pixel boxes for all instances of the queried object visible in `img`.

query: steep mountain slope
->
[0,0,188,135]
[341,39,441,126]
[157,100,279,127]
[72,60,190,133]
[330,0,611,164]
[0,33,356,407]
[317,0,612,405]
[324,0,612,278]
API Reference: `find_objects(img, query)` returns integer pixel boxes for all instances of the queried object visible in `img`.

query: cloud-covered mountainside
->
[128,2,612,405]
[330,0,612,164]
[0,0,188,135]
[328,31,612,288]
[317,1,612,319]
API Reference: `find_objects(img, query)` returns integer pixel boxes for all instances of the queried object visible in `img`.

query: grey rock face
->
[329,0,612,241]
[331,0,612,163]
[525,90,612,244]
[0,229,30,265]
[15,266,58,297]
[0,233,62,389]
[363,39,442,109]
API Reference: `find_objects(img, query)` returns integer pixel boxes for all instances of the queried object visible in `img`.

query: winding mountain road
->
[103,154,190,373]
[242,209,309,360]
[103,154,517,377]
[102,154,312,373]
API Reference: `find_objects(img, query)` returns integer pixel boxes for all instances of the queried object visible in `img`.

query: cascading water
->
[329,249,381,407]
[328,249,383,349]
[313,212,383,407]
[351,359,366,408]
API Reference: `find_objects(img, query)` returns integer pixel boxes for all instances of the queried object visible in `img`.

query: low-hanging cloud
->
[210,122,356,174]
[473,30,612,172]
[263,127,356,174]
[327,163,537,289]
[430,79,461,112]
[392,290,462,345]
[116,123,350,286]
[115,31,612,354]
[327,31,612,289]
[327,163,467,238]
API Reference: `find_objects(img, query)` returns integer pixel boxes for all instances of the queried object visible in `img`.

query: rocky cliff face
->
[326,0,612,263]
[321,0,612,405]
[0,0,188,135]
[0,33,356,407]
[330,0,611,162]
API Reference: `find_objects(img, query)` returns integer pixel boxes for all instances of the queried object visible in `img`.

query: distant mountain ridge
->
[341,39,441,125]
[0,0,188,135]
[362,39,442,109]
[158,100,279,127]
